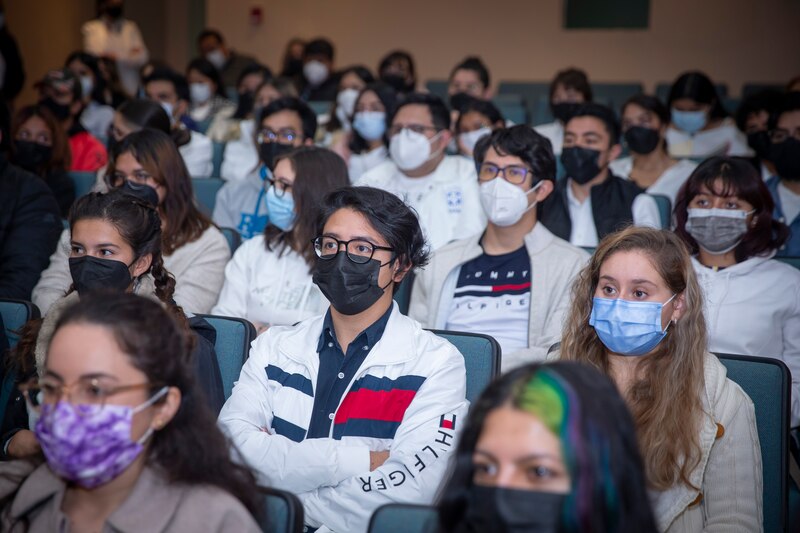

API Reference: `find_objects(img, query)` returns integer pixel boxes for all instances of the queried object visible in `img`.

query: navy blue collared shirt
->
[306,305,393,439]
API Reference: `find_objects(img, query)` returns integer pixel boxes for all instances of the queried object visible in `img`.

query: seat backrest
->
[68,171,98,199]
[220,227,242,255]
[212,142,226,178]
[392,271,415,315]
[742,83,784,100]
[308,101,332,117]
[716,353,789,533]
[191,177,226,216]
[776,256,800,271]
[591,82,643,111]
[424,80,449,101]
[0,299,40,349]
[648,193,673,229]
[197,315,256,399]
[430,330,500,403]
[368,503,438,533]
[259,486,305,533]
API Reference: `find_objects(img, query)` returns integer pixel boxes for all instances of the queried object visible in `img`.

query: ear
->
[131,253,153,278]
[150,386,182,431]
[483,87,495,100]
[392,259,410,284]
[670,292,686,322]
[437,129,452,150]
[303,137,315,146]
[175,100,188,117]
[750,214,759,228]
[534,179,554,203]
[608,143,623,162]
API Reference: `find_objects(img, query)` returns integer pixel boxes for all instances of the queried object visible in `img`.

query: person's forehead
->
[324,208,387,244]
[393,104,432,125]
[145,79,175,95]
[452,69,481,84]
[47,323,143,382]
[263,109,302,130]
[599,250,662,284]
[565,116,607,136]
[777,109,800,129]
[20,115,50,133]
[483,146,524,166]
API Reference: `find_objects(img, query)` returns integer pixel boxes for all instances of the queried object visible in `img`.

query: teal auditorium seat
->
[492,94,527,125]
[307,101,332,117]
[430,330,500,403]
[0,299,40,349]
[220,227,242,254]
[212,142,226,178]
[649,194,672,229]
[497,81,550,126]
[197,314,256,399]
[591,82,643,111]
[742,83,785,100]
[424,80,449,101]
[259,487,304,533]
[776,257,800,270]
[191,176,225,216]
[68,171,98,199]
[392,272,415,315]
[368,504,438,533]
[716,353,790,533]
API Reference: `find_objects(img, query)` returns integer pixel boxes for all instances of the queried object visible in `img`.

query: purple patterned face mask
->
[34,387,168,489]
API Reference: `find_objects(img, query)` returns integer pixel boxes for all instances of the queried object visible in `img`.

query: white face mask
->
[390,128,442,172]
[480,177,542,227]
[189,83,212,105]
[458,127,492,155]
[303,60,329,86]
[206,49,226,70]
[335,88,360,129]
[79,76,94,99]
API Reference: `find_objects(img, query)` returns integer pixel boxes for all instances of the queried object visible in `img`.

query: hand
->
[369,450,389,471]
[7,430,40,458]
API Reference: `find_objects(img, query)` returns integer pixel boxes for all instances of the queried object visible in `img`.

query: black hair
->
[326,66,376,132]
[303,38,335,62]
[258,96,318,141]
[236,63,273,88]
[378,50,416,93]
[117,99,171,135]
[568,102,621,146]
[621,94,670,127]
[0,97,10,154]
[450,56,490,90]
[144,67,191,103]
[736,90,783,132]
[65,51,108,105]
[550,68,593,103]
[186,58,226,97]
[316,186,430,277]
[768,91,800,131]
[455,97,504,133]
[667,71,727,119]
[197,28,224,45]
[474,125,556,184]
[389,92,451,131]
[349,82,398,154]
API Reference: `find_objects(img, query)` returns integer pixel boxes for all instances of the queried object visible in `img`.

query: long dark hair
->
[264,146,350,268]
[106,129,213,254]
[116,99,171,135]
[667,71,728,119]
[674,156,789,261]
[65,51,108,106]
[349,82,398,154]
[187,58,226,98]
[326,65,375,132]
[438,362,657,533]
[11,104,72,175]
[621,94,671,153]
[53,293,262,518]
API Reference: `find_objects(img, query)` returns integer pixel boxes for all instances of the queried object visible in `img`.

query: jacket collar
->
[444,220,557,265]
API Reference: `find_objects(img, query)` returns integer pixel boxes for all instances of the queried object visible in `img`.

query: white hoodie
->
[692,254,800,427]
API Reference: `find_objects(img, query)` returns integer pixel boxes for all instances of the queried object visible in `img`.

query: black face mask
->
[69,256,133,296]
[105,5,124,19]
[282,58,304,78]
[233,91,255,120]
[747,130,772,161]
[259,141,295,172]
[624,126,661,155]
[551,102,581,124]
[458,485,565,533]
[117,180,159,207]
[381,74,413,94]
[40,97,71,121]
[312,252,391,316]
[561,146,603,185]
[771,137,800,181]
[12,140,52,172]
[449,92,474,113]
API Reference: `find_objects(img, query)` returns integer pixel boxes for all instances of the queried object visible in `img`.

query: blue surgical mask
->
[353,111,387,141]
[265,186,295,231]
[589,294,676,356]
[671,108,707,135]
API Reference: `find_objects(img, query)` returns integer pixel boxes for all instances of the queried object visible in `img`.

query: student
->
[219,77,299,182]
[297,38,339,102]
[447,56,492,101]
[766,92,800,256]
[378,50,416,94]
[348,82,397,182]
[357,92,485,250]
[11,105,75,216]
[539,103,660,247]
[674,157,800,426]
[212,147,348,330]
[212,97,316,239]
[410,126,588,371]
[558,226,762,531]
[0,293,261,531]
[280,38,305,78]
[186,58,235,134]
[454,97,504,157]
[534,68,592,156]
[207,64,272,143]
[65,51,115,141]
[666,71,751,158]
[735,89,782,180]
[37,69,108,172]
[219,186,468,532]
[196,28,258,89]
[81,0,148,97]
[143,68,213,176]
[610,94,697,206]
[438,362,657,532]
[33,129,230,316]
[326,65,374,135]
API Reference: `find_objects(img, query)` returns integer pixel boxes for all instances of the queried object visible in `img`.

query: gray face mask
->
[685,208,753,254]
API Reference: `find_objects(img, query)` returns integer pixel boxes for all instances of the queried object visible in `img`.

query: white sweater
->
[608,157,698,207]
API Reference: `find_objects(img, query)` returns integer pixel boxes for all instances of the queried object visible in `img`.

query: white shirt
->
[82,18,148,96]
[533,121,564,155]
[357,156,486,250]
[778,182,800,224]
[666,118,753,158]
[178,130,213,177]
[80,101,114,141]
[566,179,661,247]
[609,157,698,206]
[348,145,388,183]
[220,119,259,182]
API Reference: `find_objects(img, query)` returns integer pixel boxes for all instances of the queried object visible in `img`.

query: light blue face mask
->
[265,186,295,231]
[589,294,676,356]
[353,111,387,141]
[671,108,707,135]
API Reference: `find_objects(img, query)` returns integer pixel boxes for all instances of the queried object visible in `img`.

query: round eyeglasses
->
[312,236,394,264]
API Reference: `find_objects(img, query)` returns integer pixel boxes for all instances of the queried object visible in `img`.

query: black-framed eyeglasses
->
[266,177,292,198]
[312,236,394,264]
[257,128,301,144]
[478,163,534,185]
[19,376,163,415]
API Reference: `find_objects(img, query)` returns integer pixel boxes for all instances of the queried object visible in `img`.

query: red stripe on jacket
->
[334,389,417,425]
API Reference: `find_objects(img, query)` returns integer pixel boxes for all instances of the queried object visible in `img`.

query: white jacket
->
[220,119,259,182]
[212,167,267,239]
[212,235,328,326]
[348,146,389,183]
[533,121,564,156]
[666,119,753,158]
[409,223,589,371]
[82,18,148,96]
[218,305,468,532]
[356,156,486,251]
[179,131,213,177]
[32,226,229,315]
[609,157,697,207]
[692,254,800,427]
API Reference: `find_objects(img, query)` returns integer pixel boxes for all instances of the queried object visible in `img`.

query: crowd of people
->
[0,0,799,531]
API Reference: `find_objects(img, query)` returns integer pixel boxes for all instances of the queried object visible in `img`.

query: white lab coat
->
[533,121,564,156]
[82,18,148,97]
[609,157,698,207]
[220,119,259,182]
[348,146,388,183]
[179,131,213,177]
[666,118,752,159]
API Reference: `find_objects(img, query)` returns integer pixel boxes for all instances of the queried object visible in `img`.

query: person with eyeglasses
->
[410,126,588,371]
[212,147,349,333]
[219,186,468,532]
[765,92,800,256]
[357,92,484,251]
[212,96,316,240]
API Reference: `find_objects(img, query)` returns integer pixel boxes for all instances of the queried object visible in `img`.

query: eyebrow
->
[322,232,381,244]
[474,449,560,462]
[599,275,656,287]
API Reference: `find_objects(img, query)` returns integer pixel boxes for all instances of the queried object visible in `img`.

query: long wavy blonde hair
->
[560,227,707,491]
